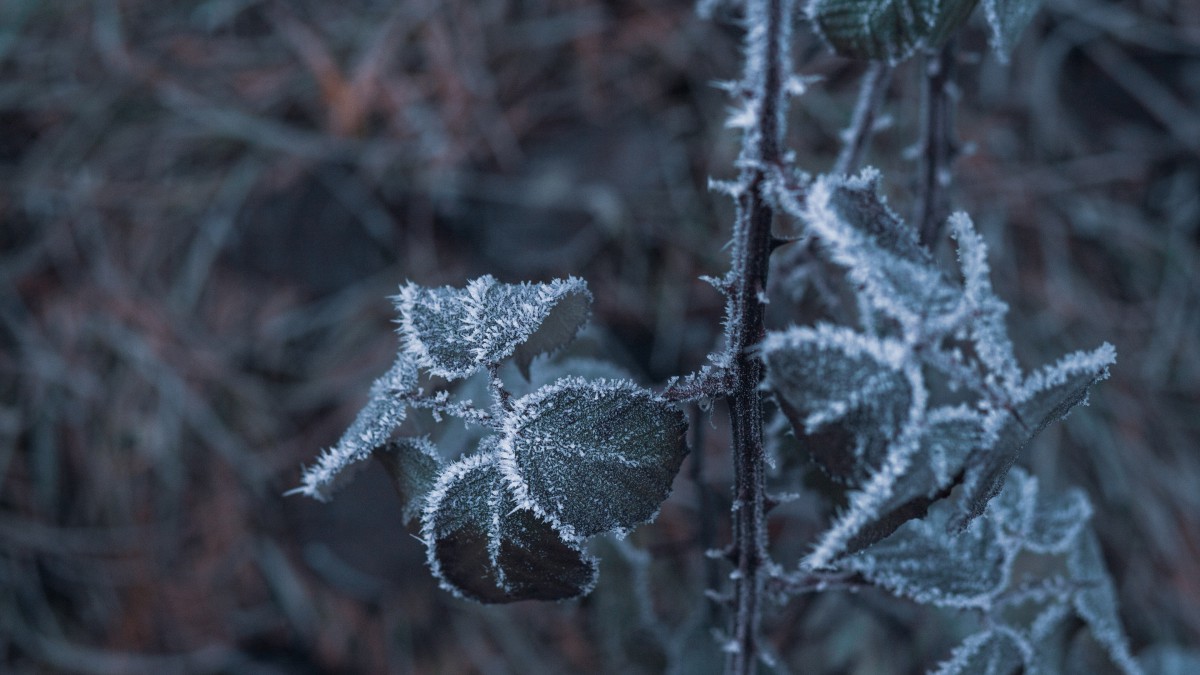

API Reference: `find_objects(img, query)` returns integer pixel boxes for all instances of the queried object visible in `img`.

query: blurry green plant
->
[292,0,1156,673]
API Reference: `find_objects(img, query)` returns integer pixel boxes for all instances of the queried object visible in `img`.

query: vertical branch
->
[833,62,892,176]
[689,405,721,601]
[914,40,959,248]
[723,0,792,672]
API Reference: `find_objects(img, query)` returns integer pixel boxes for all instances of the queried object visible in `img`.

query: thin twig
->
[914,40,959,248]
[833,62,892,176]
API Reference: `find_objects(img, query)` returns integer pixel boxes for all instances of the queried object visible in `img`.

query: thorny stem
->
[724,0,791,672]
[486,363,512,413]
[689,406,721,607]
[834,62,892,176]
[914,40,959,248]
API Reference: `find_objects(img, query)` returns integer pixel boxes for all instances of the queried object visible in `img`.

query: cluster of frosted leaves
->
[805,0,1041,63]
[837,469,1141,675]
[295,277,688,603]
[428,380,687,602]
[395,275,591,380]
[766,170,1116,568]
[294,277,591,500]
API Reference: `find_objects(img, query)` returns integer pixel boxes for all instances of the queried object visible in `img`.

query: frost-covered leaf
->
[949,344,1116,532]
[949,213,1021,389]
[808,0,980,63]
[987,467,1092,555]
[763,324,910,483]
[292,356,418,501]
[906,406,983,490]
[498,377,689,539]
[983,0,1043,61]
[931,629,1025,675]
[801,171,960,329]
[844,406,983,553]
[375,436,443,525]
[838,511,1008,608]
[422,449,597,604]
[1067,531,1142,674]
[395,275,591,380]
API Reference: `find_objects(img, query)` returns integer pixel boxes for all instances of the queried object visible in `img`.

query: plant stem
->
[915,40,959,248]
[834,61,892,176]
[725,0,791,671]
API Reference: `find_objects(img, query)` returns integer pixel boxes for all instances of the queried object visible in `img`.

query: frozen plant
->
[292,0,1153,673]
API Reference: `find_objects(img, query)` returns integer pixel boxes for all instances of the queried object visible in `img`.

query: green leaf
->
[843,406,983,554]
[808,0,980,63]
[395,275,591,380]
[763,323,911,484]
[1067,531,1142,674]
[838,511,1008,608]
[498,378,689,539]
[949,344,1115,532]
[983,0,1044,61]
[375,436,443,525]
[802,171,961,329]
[422,449,597,604]
[291,356,418,501]
[986,467,1092,555]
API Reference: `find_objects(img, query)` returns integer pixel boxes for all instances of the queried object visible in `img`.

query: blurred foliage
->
[0,0,1197,672]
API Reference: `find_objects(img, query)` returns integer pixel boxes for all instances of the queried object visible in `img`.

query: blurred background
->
[1,0,1197,672]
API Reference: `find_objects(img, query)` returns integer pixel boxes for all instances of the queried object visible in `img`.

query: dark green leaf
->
[422,450,597,604]
[395,275,591,380]
[949,344,1115,532]
[499,378,689,539]
[809,0,980,63]
[764,324,911,484]
[375,436,443,525]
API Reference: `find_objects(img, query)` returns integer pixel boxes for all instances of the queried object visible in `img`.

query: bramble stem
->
[915,40,959,248]
[724,0,791,671]
[834,62,892,176]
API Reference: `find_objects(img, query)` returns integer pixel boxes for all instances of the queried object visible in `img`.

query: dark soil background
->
[1,0,1198,672]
